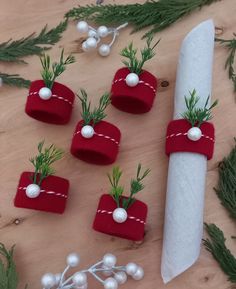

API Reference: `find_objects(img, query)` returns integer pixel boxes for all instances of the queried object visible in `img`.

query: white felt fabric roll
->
[161,19,215,283]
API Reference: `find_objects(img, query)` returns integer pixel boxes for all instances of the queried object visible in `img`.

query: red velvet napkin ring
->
[70,120,121,165]
[111,67,158,114]
[14,172,70,214]
[93,194,147,241]
[166,119,215,160]
[25,80,75,124]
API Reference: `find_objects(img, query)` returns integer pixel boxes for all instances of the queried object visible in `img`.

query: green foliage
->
[65,0,219,38]
[30,140,64,186]
[108,167,124,207]
[121,36,160,75]
[40,49,75,89]
[0,73,30,88]
[181,89,218,127]
[78,89,111,126]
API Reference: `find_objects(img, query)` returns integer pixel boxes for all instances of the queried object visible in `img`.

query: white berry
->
[125,73,139,87]
[25,184,41,198]
[97,26,109,38]
[72,272,87,286]
[54,273,62,285]
[76,21,89,33]
[67,253,80,267]
[82,41,89,52]
[88,30,97,38]
[39,87,52,100]
[132,266,144,280]
[86,37,97,49]
[104,277,118,289]
[112,208,128,223]
[114,271,127,284]
[126,263,138,276]
[41,273,56,289]
[187,127,202,141]
[103,253,117,268]
[81,125,94,138]
[98,44,111,57]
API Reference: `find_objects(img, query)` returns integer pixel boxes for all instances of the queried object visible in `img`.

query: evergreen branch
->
[203,223,236,283]
[0,20,68,63]
[215,138,236,219]
[65,0,220,37]
[181,89,218,127]
[0,73,30,88]
[107,166,124,207]
[30,140,64,186]
[77,89,111,126]
[40,49,75,89]
[215,34,236,92]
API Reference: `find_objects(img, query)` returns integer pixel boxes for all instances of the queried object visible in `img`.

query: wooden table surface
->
[0,0,236,288]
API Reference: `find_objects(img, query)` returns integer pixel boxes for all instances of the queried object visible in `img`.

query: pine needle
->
[65,0,220,38]
[107,166,124,207]
[0,73,30,88]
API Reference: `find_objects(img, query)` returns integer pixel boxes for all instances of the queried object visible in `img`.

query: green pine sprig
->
[203,223,236,283]
[65,0,219,38]
[0,73,30,88]
[215,35,236,93]
[40,49,75,89]
[30,141,64,186]
[78,89,111,126]
[181,89,218,127]
[121,35,160,75]
[108,167,124,208]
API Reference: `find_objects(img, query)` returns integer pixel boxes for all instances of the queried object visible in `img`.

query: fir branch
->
[77,89,110,126]
[215,139,236,219]
[107,166,124,208]
[65,0,219,38]
[0,20,68,63]
[215,35,236,92]
[0,73,30,88]
[181,89,218,127]
[203,223,236,283]
[121,35,160,75]
[29,140,64,186]
[40,49,75,89]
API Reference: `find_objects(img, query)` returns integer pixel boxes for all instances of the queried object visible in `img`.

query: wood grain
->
[0,0,236,288]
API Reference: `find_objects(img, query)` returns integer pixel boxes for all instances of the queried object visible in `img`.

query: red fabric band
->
[166,119,215,160]
[70,120,121,165]
[25,80,75,124]
[14,172,70,214]
[93,194,147,241]
[111,67,158,114]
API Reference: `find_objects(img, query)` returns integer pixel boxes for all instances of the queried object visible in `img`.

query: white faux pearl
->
[125,73,139,87]
[187,127,202,141]
[54,273,62,285]
[126,263,138,276]
[67,253,80,267]
[98,44,111,57]
[25,184,41,198]
[112,208,128,223]
[86,37,97,49]
[39,87,52,100]
[103,253,117,268]
[82,41,89,52]
[114,271,127,284]
[104,277,118,289]
[76,21,89,33]
[88,30,98,38]
[41,273,56,289]
[72,272,87,286]
[97,26,109,38]
[101,265,113,276]
[81,125,94,138]
[132,266,144,280]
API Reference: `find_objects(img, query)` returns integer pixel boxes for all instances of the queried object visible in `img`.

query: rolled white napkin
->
[161,19,215,283]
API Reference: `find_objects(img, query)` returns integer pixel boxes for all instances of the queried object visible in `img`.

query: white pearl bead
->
[72,272,87,286]
[25,184,41,198]
[104,277,118,289]
[86,37,97,49]
[103,253,117,268]
[132,266,144,280]
[126,263,138,276]
[101,265,113,276]
[125,73,139,87]
[67,253,80,267]
[82,41,89,52]
[114,271,127,284]
[97,26,109,38]
[54,273,61,285]
[112,208,128,223]
[39,87,52,100]
[76,21,89,33]
[41,273,56,289]
[81,125,94,139]
[88,30,98,38]
[187,127,202,141]
[98,44,111,57]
